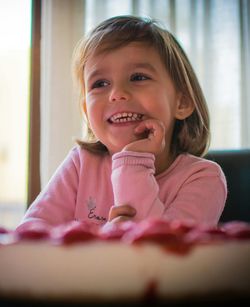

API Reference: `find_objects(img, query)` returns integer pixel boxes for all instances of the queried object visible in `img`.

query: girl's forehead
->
[86,41,161,64]
[93,40,155,55]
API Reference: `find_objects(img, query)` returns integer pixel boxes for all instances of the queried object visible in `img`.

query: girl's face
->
[84,42,186,154]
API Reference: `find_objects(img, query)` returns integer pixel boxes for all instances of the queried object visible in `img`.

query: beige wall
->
[40,0,84,187]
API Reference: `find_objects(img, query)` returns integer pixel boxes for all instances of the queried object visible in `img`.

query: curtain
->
[40,0,250,186]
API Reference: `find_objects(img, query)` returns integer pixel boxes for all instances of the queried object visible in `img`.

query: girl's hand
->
[108,204,137,223]
[123,119,166,155]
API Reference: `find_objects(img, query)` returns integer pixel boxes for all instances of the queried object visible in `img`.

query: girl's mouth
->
[108,112,144,123]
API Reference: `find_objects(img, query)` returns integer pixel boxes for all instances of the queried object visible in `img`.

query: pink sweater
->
[17,146,227,230]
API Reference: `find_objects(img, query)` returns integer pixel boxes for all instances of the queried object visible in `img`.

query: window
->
[0,0,32,229]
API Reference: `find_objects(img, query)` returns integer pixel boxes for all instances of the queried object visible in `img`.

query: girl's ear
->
[175,94,195,120]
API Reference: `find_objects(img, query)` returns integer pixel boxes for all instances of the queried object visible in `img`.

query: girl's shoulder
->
[68,145,111,167]
[157,153,225,180]
[179,153,225,176]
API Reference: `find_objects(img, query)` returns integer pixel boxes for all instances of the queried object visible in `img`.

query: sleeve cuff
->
[112,151,155,170]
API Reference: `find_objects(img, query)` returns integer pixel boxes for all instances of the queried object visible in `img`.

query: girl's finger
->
[134,120,154,134]
[134,119,164,136]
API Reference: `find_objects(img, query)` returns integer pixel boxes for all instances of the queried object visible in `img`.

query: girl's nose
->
[109,84,131,102]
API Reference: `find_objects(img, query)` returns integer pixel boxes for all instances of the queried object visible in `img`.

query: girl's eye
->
[92,80,109,89]
[131,73,150,82]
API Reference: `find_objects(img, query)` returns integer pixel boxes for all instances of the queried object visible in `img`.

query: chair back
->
[206,149,250,222]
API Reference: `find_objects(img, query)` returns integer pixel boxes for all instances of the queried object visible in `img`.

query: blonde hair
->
[72,15,210,157]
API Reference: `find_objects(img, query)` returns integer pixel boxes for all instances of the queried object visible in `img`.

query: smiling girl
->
[17,16,227,230]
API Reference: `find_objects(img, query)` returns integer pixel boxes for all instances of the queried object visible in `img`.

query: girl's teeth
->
[109,112,143,123]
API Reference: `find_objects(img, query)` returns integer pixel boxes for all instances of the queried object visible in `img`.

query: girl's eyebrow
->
[129,62,157,73]
[86,62,157,83]
[85,69,106,83]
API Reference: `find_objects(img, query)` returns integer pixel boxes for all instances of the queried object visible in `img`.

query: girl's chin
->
[107,139,139,154]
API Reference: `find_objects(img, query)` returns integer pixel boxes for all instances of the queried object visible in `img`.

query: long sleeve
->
[16,147,115,231]
[111,151,227,225]
[16,148,80,230]
[161,165,227,225]
[111,151,165,221]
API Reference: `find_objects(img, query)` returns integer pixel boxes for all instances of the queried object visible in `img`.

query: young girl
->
[17,15,227,230]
